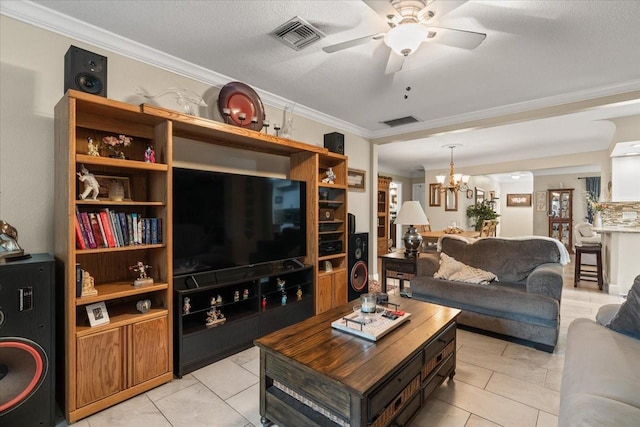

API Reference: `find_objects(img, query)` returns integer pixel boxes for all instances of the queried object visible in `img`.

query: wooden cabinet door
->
[76,328,124,408]
[131,316,169,386]
[317,274,334,314]
[333,271,348,308]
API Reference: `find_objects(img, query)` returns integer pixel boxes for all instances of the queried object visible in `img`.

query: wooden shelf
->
[76,154,168,171]
[77,200,166,207]
[76,243,165,254]
[76,281,169,306]
[76,308,168,337]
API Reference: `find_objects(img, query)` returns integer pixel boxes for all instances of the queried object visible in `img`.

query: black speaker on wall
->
[348,233,368,301]
[324,132,344,155]
[64,45,107,97]
[0,254,56,427]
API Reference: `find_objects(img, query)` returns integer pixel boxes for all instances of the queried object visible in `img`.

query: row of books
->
[75,208,162,249]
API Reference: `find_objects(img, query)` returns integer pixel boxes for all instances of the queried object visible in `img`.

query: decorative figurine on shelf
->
[321,167,336,184]
[87,137,100,156]
[129,261,153,287]
[261,295,267,309]
[144,145,156,163]
[216,295,222,305]
[102,134,132,159]
[297,286,303,301]
[210,296,217,307]
[0,220,27,261]
[183,297,191,315]
[205,307,226,327]
[136,299,151,314]
[81,270,98,297]
[281,290,287,306]
[77,164,100,200]
[243,289,249,300]
[277,278,285,291]
[234,290,240,302]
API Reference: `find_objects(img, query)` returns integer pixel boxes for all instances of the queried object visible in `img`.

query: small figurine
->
[87,137,100,156]
[216,295,222,305]
[234,290,240,302]
[243,289,249,300]
[321,167,335,184]
[281,290,287,306]
[144,145,156,163]
[210,296,217,307]
[296,286,302,301]
[81,270,98,297]
[261,295,267,309]
[205,308,225,327]
[136,299,151,313]
[183,297,191,314]
[77,164,100,200]
[0,220,26,261]
[277,278,285,291]
[129,261,153,286]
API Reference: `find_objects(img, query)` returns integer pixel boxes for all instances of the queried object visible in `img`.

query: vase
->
[594,212,603,228]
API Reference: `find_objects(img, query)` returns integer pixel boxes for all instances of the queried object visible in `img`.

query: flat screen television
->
[173,167,306,275]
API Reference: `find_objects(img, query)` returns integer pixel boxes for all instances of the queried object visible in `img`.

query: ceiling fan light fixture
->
[384,23,428,56]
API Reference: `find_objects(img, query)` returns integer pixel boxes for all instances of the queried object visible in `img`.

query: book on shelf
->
[95,212,109,248]
[79,211,97,249]
[109,209,123,247]
[74,215,87,250]
[98,210,117,248]
[118,212,130,246]
[88,213,106,248]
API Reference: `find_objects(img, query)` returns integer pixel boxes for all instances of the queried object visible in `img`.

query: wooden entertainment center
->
[54,90,348,422]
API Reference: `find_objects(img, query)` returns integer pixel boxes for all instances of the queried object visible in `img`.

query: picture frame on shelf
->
[347,168,365,192]
[429,183,441,206]
[507,193,532,207]
[535,191,547,211]
[95,175,131,201]
[86,301,110,327]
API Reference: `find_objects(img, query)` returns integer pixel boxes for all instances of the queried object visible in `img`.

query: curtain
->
[585,177,601,223]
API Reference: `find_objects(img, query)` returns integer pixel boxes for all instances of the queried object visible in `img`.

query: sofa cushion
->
[596,304,621,326]
[606,276,640,340]
[439,236,562,283]
[434,253,497,285]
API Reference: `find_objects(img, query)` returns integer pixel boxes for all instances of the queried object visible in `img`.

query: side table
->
[380,251,427,293]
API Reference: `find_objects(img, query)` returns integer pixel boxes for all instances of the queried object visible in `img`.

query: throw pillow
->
[434,253,497,285]
[606,276,640,340]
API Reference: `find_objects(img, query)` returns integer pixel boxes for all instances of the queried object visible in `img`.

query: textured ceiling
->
[12,0,640,174]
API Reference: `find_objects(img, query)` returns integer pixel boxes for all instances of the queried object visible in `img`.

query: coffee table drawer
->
[423,322,456,373]
[369,352,422,421]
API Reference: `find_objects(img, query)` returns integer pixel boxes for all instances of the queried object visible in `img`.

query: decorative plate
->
[217,82,265,131]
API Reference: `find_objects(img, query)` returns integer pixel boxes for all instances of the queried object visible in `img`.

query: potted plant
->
[466,200,500,231]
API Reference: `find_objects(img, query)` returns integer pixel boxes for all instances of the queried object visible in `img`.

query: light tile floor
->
[58,259,624,427]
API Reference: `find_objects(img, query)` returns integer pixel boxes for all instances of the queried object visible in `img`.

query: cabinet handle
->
[394,395,403,411]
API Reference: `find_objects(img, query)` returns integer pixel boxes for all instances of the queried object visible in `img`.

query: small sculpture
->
[216,295,222,305]
[261,295,267,309]
[205,308,225,327]
[102,134,132,159]
[183,297,191,314]
[144,145,156,163]
[77,165,100,200]
[243,289,249,300]
[0,220,26,261]
[81,270,98,297]
[234,290,240,302]
[281,290,287,306]
[87,137,100,156]
[129,261,153,287]
[210,296,217,307]
[136,299,151,313]
[297,286,303,301]
[135,86,207,116]
[322,167,336,184]
[277,278,286,291]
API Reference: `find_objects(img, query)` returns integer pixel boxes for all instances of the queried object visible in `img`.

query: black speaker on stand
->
[348,233,368,301]
[0,254,55,427]
[64,45,107,97]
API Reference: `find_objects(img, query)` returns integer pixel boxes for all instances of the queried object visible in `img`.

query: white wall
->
[499,181,534,237]
[611,156,640,201]
[0,15,371,253]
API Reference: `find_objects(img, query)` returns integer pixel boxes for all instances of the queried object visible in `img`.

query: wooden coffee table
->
[255,297,460,427]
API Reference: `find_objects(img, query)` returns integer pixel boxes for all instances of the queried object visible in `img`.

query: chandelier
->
[436,145,469,193]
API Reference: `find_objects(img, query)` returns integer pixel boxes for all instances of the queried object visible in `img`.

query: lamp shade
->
[384,23,428,56]
[394,201,429,225]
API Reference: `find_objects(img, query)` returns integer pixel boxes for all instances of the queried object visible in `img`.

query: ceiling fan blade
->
[362,0,401,21]
[419,0,468,22]
[385,51,405,74]
[427,26,486,50]
[322,33,385,53]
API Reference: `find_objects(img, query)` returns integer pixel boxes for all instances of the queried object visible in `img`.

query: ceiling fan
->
[322,0,486,74]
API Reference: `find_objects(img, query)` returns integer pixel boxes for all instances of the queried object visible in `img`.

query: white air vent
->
[271,16,325,51]
[381,116,421,127]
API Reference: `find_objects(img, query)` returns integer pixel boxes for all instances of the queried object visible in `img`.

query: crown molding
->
[1,1,371,138]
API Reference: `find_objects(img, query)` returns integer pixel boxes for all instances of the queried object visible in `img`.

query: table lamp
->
[394,201,429,258]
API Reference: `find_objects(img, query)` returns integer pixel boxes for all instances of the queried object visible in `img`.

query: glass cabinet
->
[548,189,574,253]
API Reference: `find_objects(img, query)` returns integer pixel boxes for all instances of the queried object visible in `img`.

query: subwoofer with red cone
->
[0,254,55,427]
[348,233,368,301]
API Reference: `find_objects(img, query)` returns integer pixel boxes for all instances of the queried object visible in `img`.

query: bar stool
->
[574,245,603,290]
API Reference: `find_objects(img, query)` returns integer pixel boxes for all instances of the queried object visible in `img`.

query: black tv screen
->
[173,167,306,275]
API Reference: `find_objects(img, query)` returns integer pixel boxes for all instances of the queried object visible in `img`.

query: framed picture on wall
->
[488,191,495,201]
[507,193,532,207]
[429,183,441,206]
[347,168,365,191]
[535,191,547,211]
[445,189,458,211]
[475,187,485,204]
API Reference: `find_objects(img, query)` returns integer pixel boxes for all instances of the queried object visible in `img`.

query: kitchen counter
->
[592,226,640,296]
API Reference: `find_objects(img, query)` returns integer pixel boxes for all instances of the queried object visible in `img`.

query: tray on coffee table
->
[331,307,411,341]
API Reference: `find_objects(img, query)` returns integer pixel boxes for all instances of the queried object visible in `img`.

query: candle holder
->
[262,120,270,134]
[274,123,281,137]
[222,108,231,124]
[251,116,258,130]
[238,112,246,126]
